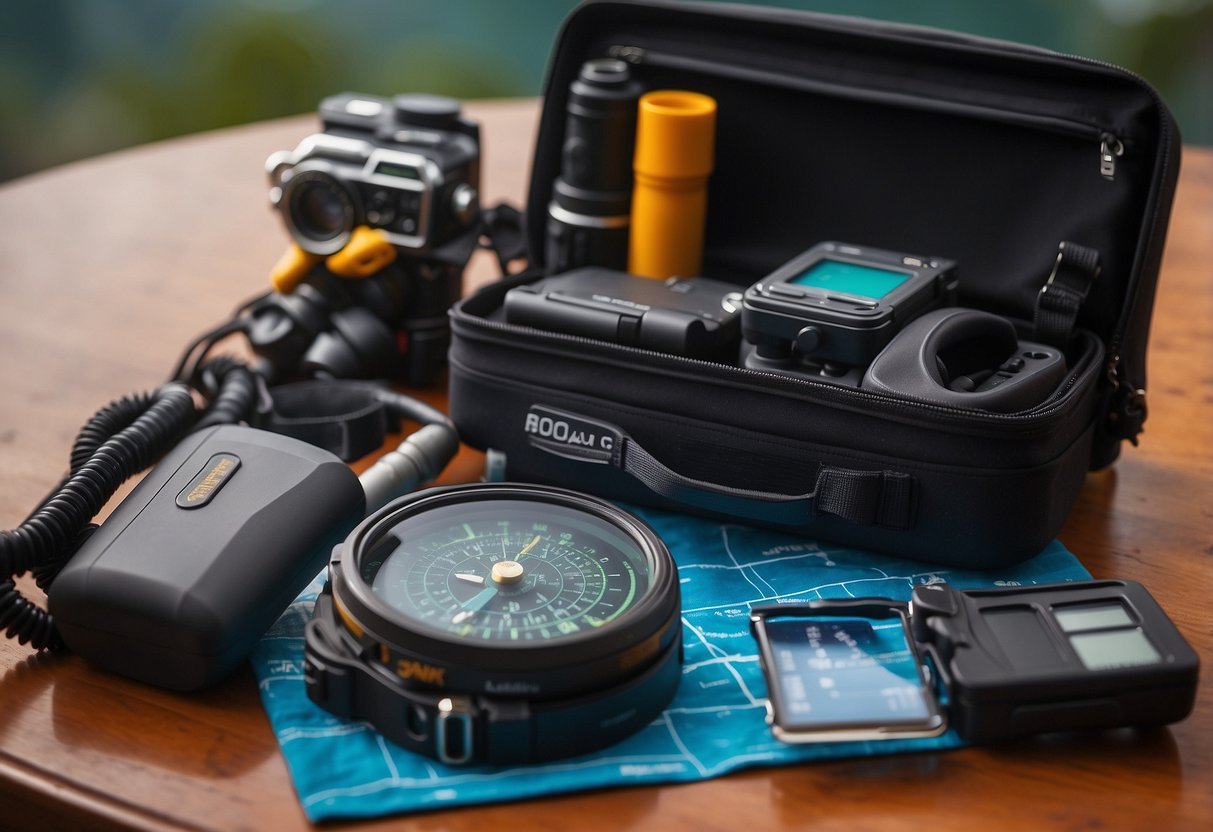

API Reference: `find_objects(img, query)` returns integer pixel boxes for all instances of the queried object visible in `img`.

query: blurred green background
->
[1,0,1209,183]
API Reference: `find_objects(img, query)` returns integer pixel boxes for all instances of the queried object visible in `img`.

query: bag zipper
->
[1047,54,1174,441]
[610,44,1126,181]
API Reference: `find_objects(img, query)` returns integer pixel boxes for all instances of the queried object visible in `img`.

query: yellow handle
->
[326,226,397,278]
[269,244,322,294]
[271,227,398,294]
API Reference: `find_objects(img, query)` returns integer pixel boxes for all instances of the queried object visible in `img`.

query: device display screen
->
[1053,602,1133,632]
[789,259,910,300]
[1050,600,1162,671]
[761,615,935,730]
[373,161,421,180]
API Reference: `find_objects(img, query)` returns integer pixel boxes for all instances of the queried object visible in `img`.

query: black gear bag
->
[447,0,1179,568]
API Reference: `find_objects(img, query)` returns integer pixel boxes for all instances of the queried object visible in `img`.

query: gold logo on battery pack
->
[176,453,242,509]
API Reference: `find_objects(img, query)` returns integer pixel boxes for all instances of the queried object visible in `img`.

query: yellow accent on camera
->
[269,243,322,294]
[326,226,397,278]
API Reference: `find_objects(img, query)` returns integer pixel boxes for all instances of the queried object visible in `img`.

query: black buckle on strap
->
[1034,241,1101,349]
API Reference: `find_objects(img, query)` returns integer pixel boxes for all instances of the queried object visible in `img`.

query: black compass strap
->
[303,591,682,765]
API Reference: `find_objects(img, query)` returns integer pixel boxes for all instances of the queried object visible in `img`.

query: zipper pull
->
[1103,355,1147,445]
[1100,134,1124,180]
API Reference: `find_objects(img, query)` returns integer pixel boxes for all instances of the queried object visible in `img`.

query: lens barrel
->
[544,59,643,273]
[284,169,355,255]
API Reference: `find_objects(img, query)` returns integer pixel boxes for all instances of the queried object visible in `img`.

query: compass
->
[303,483,682,765]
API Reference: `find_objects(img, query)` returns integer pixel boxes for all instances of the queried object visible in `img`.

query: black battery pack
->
[48,425,365,691]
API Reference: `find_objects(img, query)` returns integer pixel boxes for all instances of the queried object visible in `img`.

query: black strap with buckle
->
[1033,241,1101,349]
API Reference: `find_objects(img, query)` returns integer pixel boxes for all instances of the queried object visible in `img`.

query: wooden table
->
[1,100,1210,831]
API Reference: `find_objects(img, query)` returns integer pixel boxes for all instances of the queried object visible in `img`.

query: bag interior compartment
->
[529,2,1173,345]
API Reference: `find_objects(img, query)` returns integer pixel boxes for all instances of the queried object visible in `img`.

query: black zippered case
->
[447,0,1180,568]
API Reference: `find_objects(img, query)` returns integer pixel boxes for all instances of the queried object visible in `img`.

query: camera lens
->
[299,184,345,234]
[544,58,642,273]
[285,169,354,255]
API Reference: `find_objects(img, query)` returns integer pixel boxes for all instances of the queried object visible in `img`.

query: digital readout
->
[789,259,910,300]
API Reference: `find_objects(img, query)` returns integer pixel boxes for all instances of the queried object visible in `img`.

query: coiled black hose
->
[0,384,197,649]
[0,578,63,650]
[69,389,161,473]
[2,355,286,651]
[194,356,260,431]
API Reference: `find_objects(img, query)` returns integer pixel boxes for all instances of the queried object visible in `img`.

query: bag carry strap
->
[524,406,915,530]
[1033,241,1101,349]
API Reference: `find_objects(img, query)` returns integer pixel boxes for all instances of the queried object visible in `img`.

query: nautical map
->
[251,505,1089,821]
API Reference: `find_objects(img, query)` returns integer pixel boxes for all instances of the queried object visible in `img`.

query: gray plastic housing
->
[49,425,365,691]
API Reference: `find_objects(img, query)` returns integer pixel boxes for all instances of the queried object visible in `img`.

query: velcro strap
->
[259,381,397,461]
[814,468,915,528]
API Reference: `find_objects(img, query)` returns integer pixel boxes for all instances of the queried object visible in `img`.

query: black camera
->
[504,268,743,362]
[244,93,487,387]
[266,92,481,256]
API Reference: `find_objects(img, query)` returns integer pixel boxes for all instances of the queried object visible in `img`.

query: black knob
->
[393,94,462,129]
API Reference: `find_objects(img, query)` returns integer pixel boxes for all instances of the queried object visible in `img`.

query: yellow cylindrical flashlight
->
[627,90,717,280]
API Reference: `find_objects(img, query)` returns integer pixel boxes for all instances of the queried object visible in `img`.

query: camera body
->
[267,92,480,257]
[252,93,484,387]
[504,268,743,362]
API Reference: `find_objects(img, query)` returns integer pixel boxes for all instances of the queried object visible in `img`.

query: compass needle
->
[515,534,542,559]
[460,585,499,612]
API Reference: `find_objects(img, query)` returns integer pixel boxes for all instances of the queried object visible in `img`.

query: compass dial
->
[360,499,649,643]
[330,484,680,698]
[310,483,683,762]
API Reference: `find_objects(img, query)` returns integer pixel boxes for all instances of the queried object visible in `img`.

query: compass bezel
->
[327,483,680,699]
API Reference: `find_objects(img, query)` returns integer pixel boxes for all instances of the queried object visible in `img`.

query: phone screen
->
[753,608,945,741]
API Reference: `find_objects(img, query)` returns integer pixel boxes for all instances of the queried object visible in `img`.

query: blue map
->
[251,505,1089,821]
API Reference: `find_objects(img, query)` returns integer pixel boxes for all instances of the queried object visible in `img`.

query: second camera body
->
[266,92,481,257]
[251,93,483,387]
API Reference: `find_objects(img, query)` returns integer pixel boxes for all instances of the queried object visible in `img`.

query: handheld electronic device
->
[504,267,743,360]
[48,426,367,691]
[304,483,683,765]
[742,241,959,373]
[749,580,1198,744]
[253,92,486,385]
